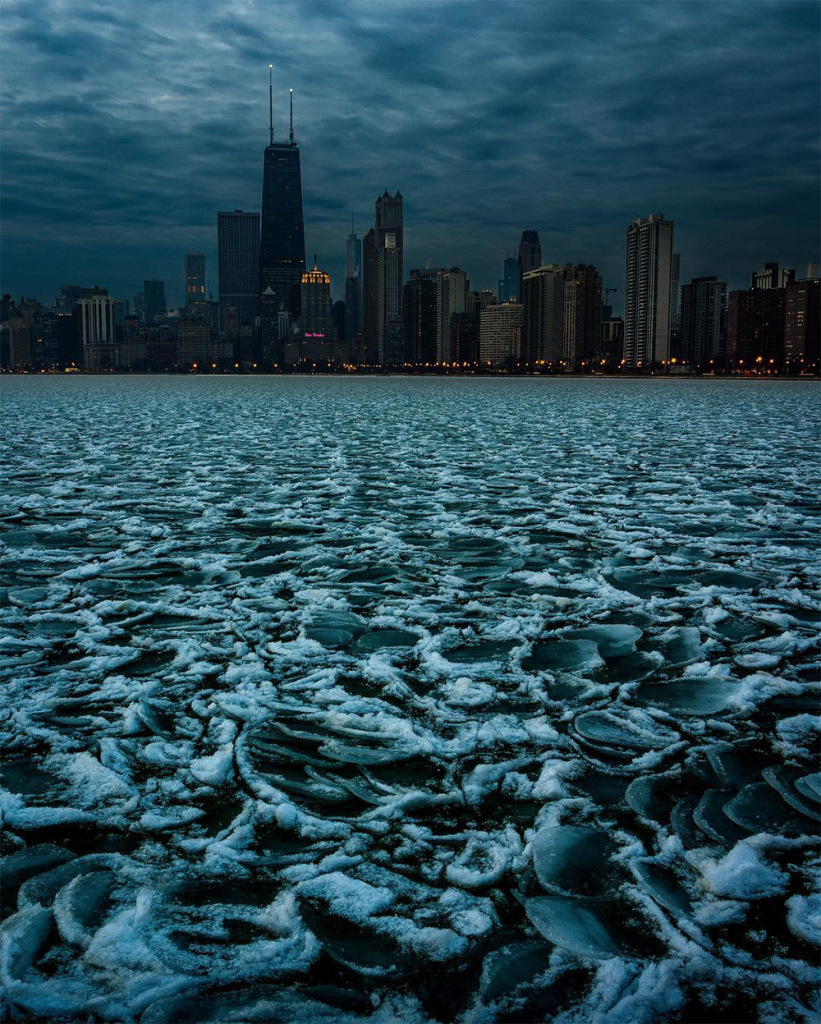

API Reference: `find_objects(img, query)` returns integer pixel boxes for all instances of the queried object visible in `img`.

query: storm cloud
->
[1,0,818,307]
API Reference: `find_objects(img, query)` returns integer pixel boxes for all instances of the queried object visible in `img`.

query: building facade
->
[218,210,260,335]
[624,213,675,368]
[679,276,727,365]
[517,230,541,305]
[184,252,208,319]
[480,301,523,365]
[80,287,117,369]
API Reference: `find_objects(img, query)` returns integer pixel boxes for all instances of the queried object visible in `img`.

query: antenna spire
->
[268,64,273,145]
[289,88,294,144]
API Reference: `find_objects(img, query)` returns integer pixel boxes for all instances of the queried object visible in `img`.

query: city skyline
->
[1,0,819,306]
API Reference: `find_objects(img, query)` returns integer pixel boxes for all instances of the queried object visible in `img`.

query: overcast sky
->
[1,0,819,309]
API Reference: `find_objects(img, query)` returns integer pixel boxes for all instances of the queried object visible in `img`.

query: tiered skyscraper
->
[259,73,306,356]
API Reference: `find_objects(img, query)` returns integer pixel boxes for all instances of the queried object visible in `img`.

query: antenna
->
[268,64,274,144]
[289,88,294,144]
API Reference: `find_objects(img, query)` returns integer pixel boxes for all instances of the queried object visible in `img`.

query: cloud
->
[0,0,818,306]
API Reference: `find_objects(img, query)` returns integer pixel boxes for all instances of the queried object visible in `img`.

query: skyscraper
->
[517,230,541,305]
[404,268,439,364]
[259,76,306,330]
[436,267,468,362]
[624,213,674,368]
[521,264,568,364]
[498,257,518,302]
[344,219,362,344]
[563,265,602,368]
[79,287,117,370]
[217,210,259,335]
[374,191,404,360]
[184,252,208,319]
[361,228,379,363]
[143,280,166,325]
[680,276,727,365]
[784,277,820,368]
[480,301,523,366]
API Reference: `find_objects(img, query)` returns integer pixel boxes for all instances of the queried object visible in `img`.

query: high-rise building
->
[361,228,379,364]
[784,277,820,368]
[436,267,468,362]
[80,287,117,369]
[184,253,208,319]
[563,265,602,368]
[259,80,306,327]
[521,264,568,364]
[727,286,785,367]
[377,232,402,363]
[480,301,523,366]
[680,276,727,365]
[624,213,674,368]
[374,191,404,361]
[498,257,518,302]
[143,280,166,325]
[299,259,334,336]
[344,220,362,344]
[517,230,541,305]
[403,269,439,364]
[218,210,260,334]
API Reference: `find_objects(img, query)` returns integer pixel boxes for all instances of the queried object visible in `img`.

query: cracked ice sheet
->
[1,375,819,1023]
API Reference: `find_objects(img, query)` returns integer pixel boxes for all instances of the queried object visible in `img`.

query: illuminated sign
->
[304,332,325,338]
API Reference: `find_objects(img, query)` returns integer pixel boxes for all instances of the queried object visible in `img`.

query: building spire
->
[268,64,274,145]
[289,88,294,144]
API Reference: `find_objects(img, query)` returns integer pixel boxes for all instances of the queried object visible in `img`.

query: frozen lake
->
[1,375,819,1023]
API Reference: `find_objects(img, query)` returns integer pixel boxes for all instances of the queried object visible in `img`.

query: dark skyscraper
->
[374,191,404,362]
[517,230,541,304]
[680,276,727,365]
[344,219,362,345]
[259,76,306,329]
[143,279,166,325]
[361,227,379,363]
[498,257,517,302]
[404,269,439,364]
[217,210,259,334]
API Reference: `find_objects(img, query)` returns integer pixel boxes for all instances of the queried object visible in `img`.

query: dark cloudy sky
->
[1,0,819,309]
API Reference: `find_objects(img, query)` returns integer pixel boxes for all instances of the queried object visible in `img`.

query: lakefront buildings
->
[2,79,817,374]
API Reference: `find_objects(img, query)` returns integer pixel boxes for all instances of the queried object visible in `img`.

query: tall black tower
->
[259,71,306,358]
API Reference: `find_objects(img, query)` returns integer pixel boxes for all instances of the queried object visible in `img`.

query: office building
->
[361,228,379,363]
[377,232,402,363]
[218,210,260,334]
[143,280,166,325]
[727,286,785,367]
[498,257,518,302]
[373,191,404,361]
[680,277,727,365]
[436,267,468,362]
[80,287,117,370]
[404,269,439,364]
[624,213,675,367]
[521,264,568,364]
[259,80,306,328]
[517,230,541,306]
[563,265,602,368]
[480,301,523,366]
[184,253,208,319]
[784,277,820,367]
[299,259,334,337]
[344,220,362,344]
